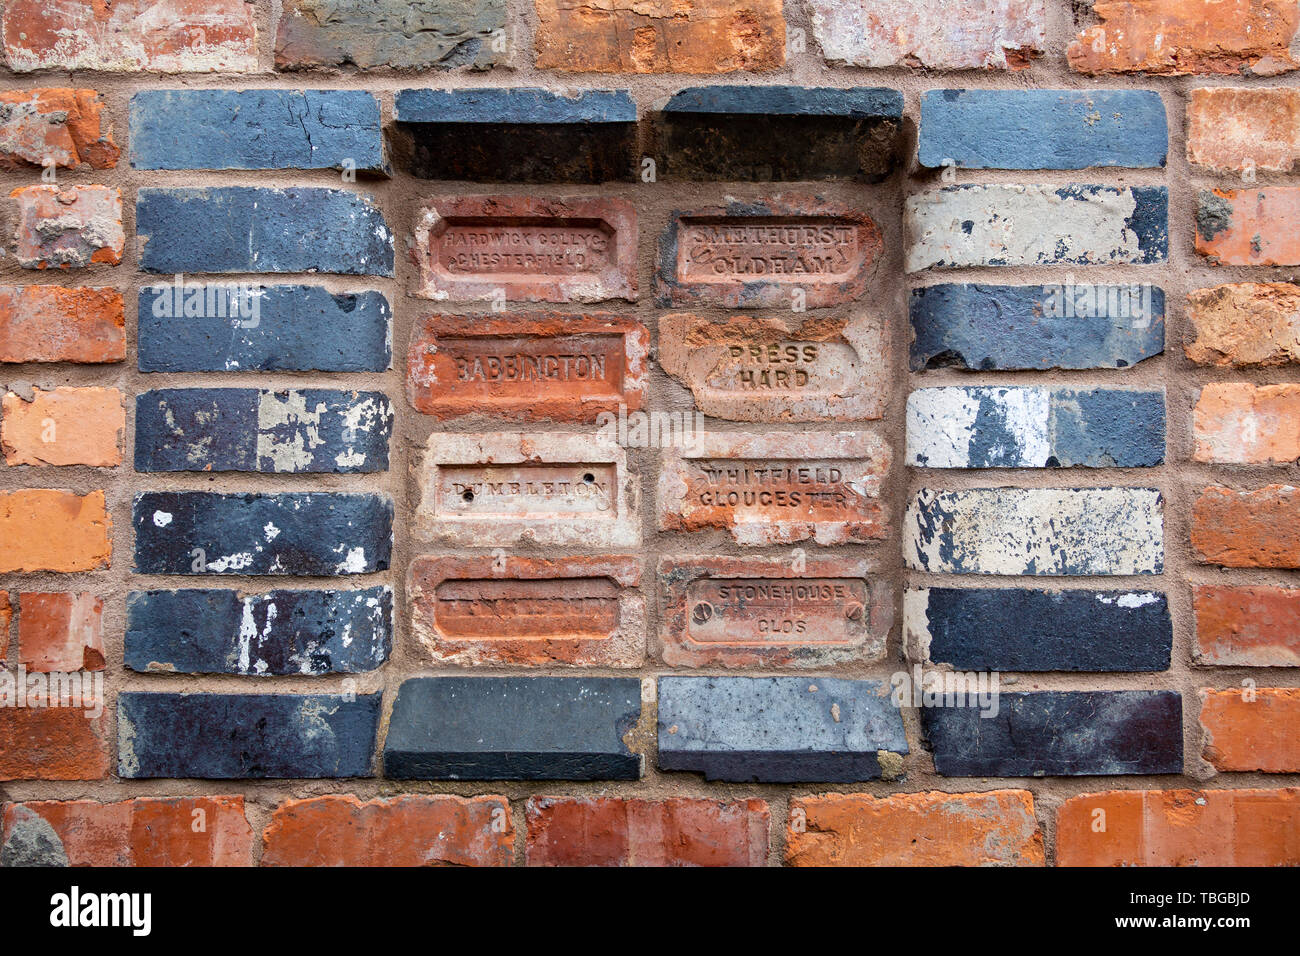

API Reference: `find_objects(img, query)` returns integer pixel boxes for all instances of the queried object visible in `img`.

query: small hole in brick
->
[583,473,595,483]
[462,490,474,502]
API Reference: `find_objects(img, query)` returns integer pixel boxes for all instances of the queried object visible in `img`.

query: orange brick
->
[2,387,124,466]
[1197,187,1300,266]
[1,797,254,866]
[16,593,105,672]
[786,791,1044,867]
[262,795,513,867]
[0,490,112,573]
[1193,382,1300,464]
[1192,484,1300,568]
[1185,282,1300,367]
[1201,687,1300,772]
[0,286,125,364]
[1188,87,1300,172]
[1195,585,1300,666]
[9,185,124,269]
[0,88,118,170]
[0,705,108,780]
[1057,789,1300,866]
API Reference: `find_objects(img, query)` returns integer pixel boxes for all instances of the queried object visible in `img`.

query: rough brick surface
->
[1196,187,1300,266]
[0,490,111,573]
[1187,87,1300,172]
[1194,383,1300,464]
[1194,585,1300,666]
[0,287,124,364]
[16,592,105,673]
[2,387,124,467]
[1200,688,1300,772]
[1185,283,1300,366]
[0,707,108,781]
[0,89,118,170]
[0,592,10,663]
[1192,485,1300,568]
[10,185,124,269]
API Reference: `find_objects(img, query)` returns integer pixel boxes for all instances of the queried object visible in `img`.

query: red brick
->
[1197,187,1300,266]
[2,797,254,866]
[0,706,108,781]
[0,287,125,364]
[787,791,1044,867]
[525,796,769,866]
[1193,382,1300,464]
[1195,585,1300,666]
[262,795,513,867]
[2,387,124,467]
[1188,87,1300,173]
[1057,788,1300,866]
[0,490,111,573]
[10,185,124,269]
[1191,484,1300,568]
[1185,282,1300,367]
[0,592,10,663]
[0,89,118,170]
[1201,687,1300,772]
[17,593,105,673]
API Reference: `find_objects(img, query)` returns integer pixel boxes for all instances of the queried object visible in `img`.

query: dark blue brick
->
[657,677,907,782]
[117,692,381,779]
[1051,388,1165,468]
[664,86,903,118]
[383,677,642,780]
[136,187,393,276]
[395,88,636,123]
[132,492,392,576]
[125,586,392,675]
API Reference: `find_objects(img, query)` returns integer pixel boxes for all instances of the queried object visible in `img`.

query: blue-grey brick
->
[136,187,393,276]
[134,389,392,474]
[657,677,907,783]
[909,283,1165,371]
[922,690,1183,776]
[919,90,1167,170]
[663,86,903,118]
[395,88,636,123]
[908,587,1172,672]
[906,386,1165,468]
[133,492,392,576]
[125,586,392,675]
[130,90,385,172]
[383,677,642,780]
[117,692,381,779]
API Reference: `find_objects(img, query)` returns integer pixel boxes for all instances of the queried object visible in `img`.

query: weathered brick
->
[2,387,124,467]
[905,488,1164,576]
[137,187,393,276]
[808,0,1046,70]
[910,282,1165,371]
[407,313,647,422]
[138,285,390,373]
[1,797,254,867]
[919,90,1167,170]
[10,185,123,269]
[1194,383,1300,464]
[907,387,1164,468]
[1201,688,1300,772]
[657,431,889,546]
[924,691,1183,777]
[658,555,889,668]
[655,196,882,310]
[1059,788,1300,866]
[906,588,1171,672]
[906,185,1168,271]
[263,795,512,867]
[276,0,504,70]
[1196,187,1300,266]
[130,90,384,173]
[0,490,111,573]
[1186,283,1300,367]
[0,706,108,781]
[125,587,392,675]
[118,692,381,779]
[0,89,118,170]
[134,389,392,474]
[0,287,125,364]
[132,491,392,576]
[658,677,907,783]
[1188,87,1300,173]
[2,0,258,73]
[16,593,104,673]
[1194,585,1300,666]
[526,796,770,867]
[1069,0,1299,76]
[409,555,644,667]
[410,196,635,303]
[0,592,10,663]
[535,0,784,73]
[383,677,642,780]
[787,791,1044,867]
[413,432,640,548]
[1192,484,1300,568]
[658,312,885,422]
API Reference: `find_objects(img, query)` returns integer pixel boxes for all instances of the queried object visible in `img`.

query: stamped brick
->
[655,196,883,310]
[657,431,889,546]
[407,313,647,422]
[411,196,635,304]
[2,387,124,467]
[16,593,104,673]
[526,796,770,867]
[413,432,640,549]
[263,795,512,867]
[1186,283,1300,367]
[2,797,254,867]
[1194,585,1300,666]
[1187,88,1300,172]
[658,676,907,783]
[10,185,124,269]
[905,488,1164,576]
[906,185,1168,271]
[1192,484,1300,568]
[0,287,125,364]
[787,791,1044,867]
[658,312,885,422]
[0,89,118,170]
[1194,383,1300,464]
[0,490,111,573]
[1196,187,1300,266]
[1201,688,1300,772]
[535,0,783,73]
[410,555,643,668]
[0,706,108,781]
[383,677,643,781]
[125,586,392,675]
[1057,788,1300,866]
[658,555,889,668]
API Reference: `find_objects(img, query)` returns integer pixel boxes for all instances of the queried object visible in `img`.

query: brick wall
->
[0,0,1297,867]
